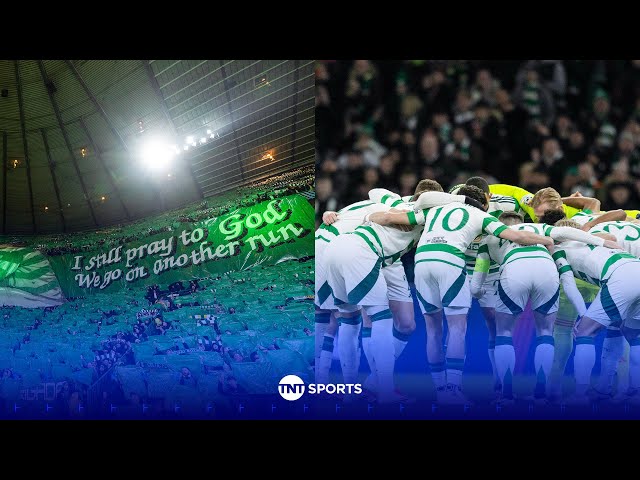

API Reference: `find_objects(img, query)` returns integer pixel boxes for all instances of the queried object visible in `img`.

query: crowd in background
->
[6,165,314,257]
[0,248,315,417]
[315,60,640,223]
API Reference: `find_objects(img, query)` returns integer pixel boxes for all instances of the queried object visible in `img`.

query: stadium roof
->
[0,60,314,234]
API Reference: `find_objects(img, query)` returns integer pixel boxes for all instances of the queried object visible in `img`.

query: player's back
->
[555,241,638,285]
[488,223,553,266]
[488,194,520,218]
[571,210,598,227]
[358,200,423,266]
[465,194,520,275]
[315,200,389,243]
[417,202,505,270]
[588,221,640,258]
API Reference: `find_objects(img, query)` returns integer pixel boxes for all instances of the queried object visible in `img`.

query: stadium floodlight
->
[200,137,207,144]
[141,139,175,170]
[186,136,194,144]
[206,129,212,134]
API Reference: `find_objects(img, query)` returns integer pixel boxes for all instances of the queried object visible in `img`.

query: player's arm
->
[499,228,553,246]
[366,210,417,226]
[470,240,490,299]
[544,225,620,248]
[589,231,619,242]
[490,184,534,219]
[580,209,626,231]
[561,192,601,213]
[414,191,484,210]
[368,188,403,207]
[482,214,553,246]
[552,249,587,317]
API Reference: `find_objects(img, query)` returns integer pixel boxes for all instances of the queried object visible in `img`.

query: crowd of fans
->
[316,60,640,221]
[11,164,314,257]
[0,162,315,417]
[0,252,315,417]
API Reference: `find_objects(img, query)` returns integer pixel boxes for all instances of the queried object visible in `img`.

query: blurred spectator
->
[565,129,588,166]
[534,137,567,187]
[563,162,599,198]
[354,127,387,168]
[420,68,453,116]
[495,88,529,183]
[602,181,640,211]
[553,114,574,153]
[613,131,640,177]
[398,171,419,198]
[316,175,339,226]
[452,90,475,129]
[377,154,400,191]
[445,126,484,172]
[587,89,618,162]
[513,65,556,128]
[471,69,501,107]
[522,60,567,106]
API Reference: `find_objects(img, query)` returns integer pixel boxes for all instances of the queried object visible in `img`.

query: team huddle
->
[315,175,640,406]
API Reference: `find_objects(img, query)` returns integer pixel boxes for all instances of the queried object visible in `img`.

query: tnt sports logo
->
[278,375,306,401]
[277,375,363,401]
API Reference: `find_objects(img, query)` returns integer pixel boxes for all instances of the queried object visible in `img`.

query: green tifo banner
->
[48,194,314,297]
[0,246,65,308]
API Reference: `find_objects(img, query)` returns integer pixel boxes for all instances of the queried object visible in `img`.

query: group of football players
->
[315,176,640,406]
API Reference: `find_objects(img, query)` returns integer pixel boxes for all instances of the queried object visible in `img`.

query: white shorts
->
[382,260,412,303]
[496,258,559,315]
[467,271,499,310]
[585,261,640,329]
[314,240,336,310]
[324,234,388,310]
[414,261,470,316]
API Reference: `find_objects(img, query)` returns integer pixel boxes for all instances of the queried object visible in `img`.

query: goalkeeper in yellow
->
[489,184,640,223]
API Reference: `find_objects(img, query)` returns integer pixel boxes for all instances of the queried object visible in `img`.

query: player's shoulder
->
[529,222,546,229]
[490,193,518,204]
[341,199,375,211]
[562,204,582,218]
[490,183,532,199]
[466,204,492,219]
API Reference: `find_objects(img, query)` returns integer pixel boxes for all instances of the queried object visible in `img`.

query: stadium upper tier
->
[0,60,314,234]
[0,164,313,255]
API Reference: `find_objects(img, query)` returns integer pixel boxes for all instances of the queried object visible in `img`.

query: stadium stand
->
[0,166,314,418]
[316,60,640,225]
